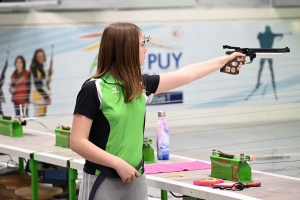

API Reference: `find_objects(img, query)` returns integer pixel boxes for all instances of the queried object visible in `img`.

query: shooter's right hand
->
[114,158,140,183]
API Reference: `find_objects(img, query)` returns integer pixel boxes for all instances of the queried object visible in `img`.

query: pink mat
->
[144,161,211,174]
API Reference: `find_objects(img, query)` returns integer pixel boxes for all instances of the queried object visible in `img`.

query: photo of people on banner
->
[0,22,296,117]
[0,46,53,117]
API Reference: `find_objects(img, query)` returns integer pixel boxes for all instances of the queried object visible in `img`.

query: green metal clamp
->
[0,116,24,137]
[210,149,253,183]
[143,137,155,163]
[55,124,71,148]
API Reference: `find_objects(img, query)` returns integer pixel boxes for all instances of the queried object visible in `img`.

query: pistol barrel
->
[223,45,290,53]
[248,47,290,53]
[255,53,283,59]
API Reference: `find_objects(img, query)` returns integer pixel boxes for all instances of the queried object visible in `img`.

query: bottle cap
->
[158,111,165,117]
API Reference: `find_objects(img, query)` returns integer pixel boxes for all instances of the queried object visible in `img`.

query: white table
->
[1,130,300,200]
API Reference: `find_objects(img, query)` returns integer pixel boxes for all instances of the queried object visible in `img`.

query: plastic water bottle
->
[156,111,169,160]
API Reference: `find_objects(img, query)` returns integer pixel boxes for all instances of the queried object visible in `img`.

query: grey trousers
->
[78,172,148,200]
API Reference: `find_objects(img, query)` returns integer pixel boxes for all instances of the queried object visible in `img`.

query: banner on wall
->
[0,20,299,117]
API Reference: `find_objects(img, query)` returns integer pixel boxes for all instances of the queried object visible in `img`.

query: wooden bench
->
[0,175,32,200]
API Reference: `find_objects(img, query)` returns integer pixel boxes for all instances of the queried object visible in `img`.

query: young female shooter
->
[70,22,245,200]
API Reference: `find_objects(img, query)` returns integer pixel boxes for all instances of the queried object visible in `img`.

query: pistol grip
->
[220,51,245,75]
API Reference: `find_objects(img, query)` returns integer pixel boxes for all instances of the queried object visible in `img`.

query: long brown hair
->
[13,56,26,76]
[85,22,143,103]
[31,49,46,65]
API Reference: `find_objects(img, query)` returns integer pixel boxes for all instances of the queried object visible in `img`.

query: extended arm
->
[156,52,244,94]
[275,33,283,38]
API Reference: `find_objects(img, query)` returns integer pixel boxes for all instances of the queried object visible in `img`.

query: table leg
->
[68,168,78,200]
[29,159,38,200]
[18,157,24,175]
[161,190,168,200]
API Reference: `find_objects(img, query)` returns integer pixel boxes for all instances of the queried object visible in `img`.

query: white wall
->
[0,7,299,128]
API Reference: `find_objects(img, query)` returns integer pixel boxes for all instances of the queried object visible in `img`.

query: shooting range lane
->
[146,156,300,200]
[0,130,70,161]
[0,130,69,152]
[68,156,300,200]
[144,120,300,177]
[0,129,82,166]
[143,119,300,199]
[1,128,300,200]
[0,129,82,200]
